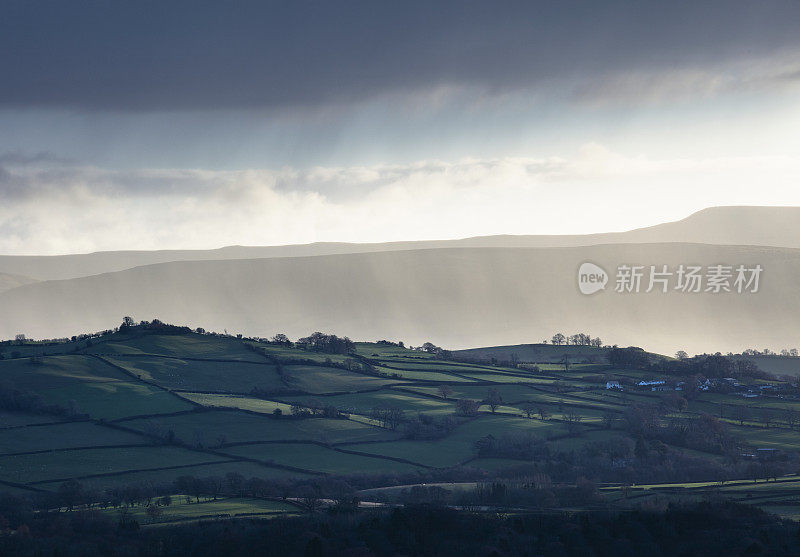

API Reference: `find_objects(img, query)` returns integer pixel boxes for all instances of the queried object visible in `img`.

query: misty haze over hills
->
[1,206,799,282]
[0,207,798,357]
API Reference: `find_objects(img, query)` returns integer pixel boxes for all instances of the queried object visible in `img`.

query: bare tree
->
[485,388,503,413]
[733,405,752,426]
[437,385,454,400]
[760,409,775,429]
[537,406,550,421]
[563,412,583,436]
[520,402,536,419]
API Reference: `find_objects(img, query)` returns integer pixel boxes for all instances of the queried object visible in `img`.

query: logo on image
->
[577,262,608,295]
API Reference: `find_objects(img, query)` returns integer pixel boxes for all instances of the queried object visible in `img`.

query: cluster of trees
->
[474,432,548,460]
[453,477,600,511]
[610,347,771,380]
[375,339,405,348]
[296,332,355,354]
[0,382,83,417]
[291,399,341,419]
[456,398,480,416]
[715,402,800,429]
[550,332,602,347]
[741,347,799,357]
[403,414,458,440]
[419,342,452,359]
[620,402,741,456]
[2,484,798,556]
[118,317,193,335]
[370,404,404,430]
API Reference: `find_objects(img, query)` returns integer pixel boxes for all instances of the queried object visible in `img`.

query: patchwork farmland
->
[1,325,800,524]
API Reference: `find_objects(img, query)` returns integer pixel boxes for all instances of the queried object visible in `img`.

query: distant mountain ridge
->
[0,206,798,281]
[0,242,797,356]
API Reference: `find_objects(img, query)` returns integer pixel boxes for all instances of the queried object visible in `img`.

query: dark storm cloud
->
[3,0,800,111]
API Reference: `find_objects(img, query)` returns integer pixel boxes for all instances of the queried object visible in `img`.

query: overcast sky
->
[2,1,800,254]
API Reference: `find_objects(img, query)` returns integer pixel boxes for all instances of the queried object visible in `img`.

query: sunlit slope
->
[0,243,798,355]
[1,206,799,281]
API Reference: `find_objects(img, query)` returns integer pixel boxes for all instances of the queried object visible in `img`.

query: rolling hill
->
[1,206,799,281]
[0,243,797,356]
[1,327,799,524]
[0,272,37,294]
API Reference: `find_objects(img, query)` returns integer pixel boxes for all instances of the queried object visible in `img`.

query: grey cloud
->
[0,154,573,202]
[0,151,73,165]
[3,1,800,111]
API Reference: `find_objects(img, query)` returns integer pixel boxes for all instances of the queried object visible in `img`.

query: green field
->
[121,409,397,446]
[222,442,424,475]
[282,365,399,393]
[344,415,567,467]
[104,355,283,393]
[85,333,265,362]
[0,446,223,484]
[37,460,310,490]
[279,389,457,417]
[1,326,799,527]
[179,393,293,414]
[453,343,609,364]
[374,366,475,382]
[105,496,301,524]
[0,355,193,419]
[0,421,148,454]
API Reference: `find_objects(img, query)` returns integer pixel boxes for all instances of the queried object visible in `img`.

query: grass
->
[374,367,475,382]
[4,330,800,501]
[283,365,399,394]
[85,333,266,362]
[453,343,609,364]
[178,393,294,414]
[345,415,566,468]
[109,495,302,525]
[221,443,424,475]
[0,412,63,428]
[0,421,149,455]
[0,355,193,419]
[121,410,397,446]
[462,458,531,470]
[248,343,353,365]
[354,342,435,359]
[104,355,284,393]
[107,497,301,524]
[729,425,800,451]
[401,384,541,403]
[0,446,224,484]
[380,362,511,374]
[37,461,311,490]
[452,373,553,384]
[279,390,457,417]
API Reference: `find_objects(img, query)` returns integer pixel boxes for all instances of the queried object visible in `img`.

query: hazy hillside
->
[0,272,38,294]
[1,206,798,281]
[453,344,611,364]
[1,243,797,356]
